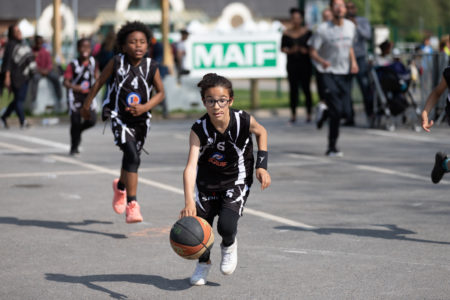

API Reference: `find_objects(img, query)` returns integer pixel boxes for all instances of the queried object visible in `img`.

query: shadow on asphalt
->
[275,224,450,245]
[45,273,220,298]
[0,217,127,239]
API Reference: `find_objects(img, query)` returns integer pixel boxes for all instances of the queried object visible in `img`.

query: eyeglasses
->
[203,99,231,108]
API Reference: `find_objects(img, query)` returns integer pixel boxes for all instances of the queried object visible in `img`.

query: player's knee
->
[217,216,238,240]
[123,154,140,172]
[122,145,140,172]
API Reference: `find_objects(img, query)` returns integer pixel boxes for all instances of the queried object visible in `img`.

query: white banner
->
[184,33,287,78]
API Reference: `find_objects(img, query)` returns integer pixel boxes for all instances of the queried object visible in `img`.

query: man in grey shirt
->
[346,1,373,125]
[309,0,358,157]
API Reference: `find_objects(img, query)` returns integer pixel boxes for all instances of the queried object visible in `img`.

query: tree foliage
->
[350,0,450,41]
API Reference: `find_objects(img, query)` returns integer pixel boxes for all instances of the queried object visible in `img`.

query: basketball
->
[170,216,214,260]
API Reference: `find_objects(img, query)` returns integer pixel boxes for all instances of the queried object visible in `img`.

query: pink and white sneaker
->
[126,201,143,223]
[112,179,126,214]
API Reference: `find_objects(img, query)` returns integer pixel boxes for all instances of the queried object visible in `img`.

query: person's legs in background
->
[287,66,300,124]
[2,82,29,128]
[356,56,374,127]
[300,70,313,122]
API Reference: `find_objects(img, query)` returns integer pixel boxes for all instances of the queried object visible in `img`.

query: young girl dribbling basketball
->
[81,21,165,223]
[179,73,271,285]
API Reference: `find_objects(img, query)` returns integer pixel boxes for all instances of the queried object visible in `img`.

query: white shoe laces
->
[222,251,232,264]
[193,263,209,278]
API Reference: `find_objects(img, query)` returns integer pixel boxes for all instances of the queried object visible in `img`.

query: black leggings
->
[287,64,313,117]
[121,141,141,173]
[70,109,96,151]
[199,208,240,262]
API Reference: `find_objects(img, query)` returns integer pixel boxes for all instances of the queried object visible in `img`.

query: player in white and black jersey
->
[63,38,99,155]
[179,73,271,286]
[81,21,165,223]
[422,66,450,183]
[192,108,255,194]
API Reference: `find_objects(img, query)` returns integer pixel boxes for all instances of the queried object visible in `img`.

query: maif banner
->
[185,33,287,78]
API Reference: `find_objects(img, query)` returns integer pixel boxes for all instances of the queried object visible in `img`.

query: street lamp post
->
[161,0,174,74]
[52,0,62,61]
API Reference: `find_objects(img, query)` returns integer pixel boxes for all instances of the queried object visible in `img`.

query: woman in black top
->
[1,24,35,128]
[281,8,313,123]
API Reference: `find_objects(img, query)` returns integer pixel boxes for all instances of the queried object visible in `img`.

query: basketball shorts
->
[196,184,250,217]
[111,116,151,153]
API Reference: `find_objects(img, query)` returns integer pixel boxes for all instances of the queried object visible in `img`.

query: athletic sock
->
[442,158,450,171]
[117,180,125,191]
[127,195,137,204]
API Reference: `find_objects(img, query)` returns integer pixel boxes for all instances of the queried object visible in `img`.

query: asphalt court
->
[1,117,450,299]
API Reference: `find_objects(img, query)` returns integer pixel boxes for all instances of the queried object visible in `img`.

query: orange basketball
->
[170,216,214,260]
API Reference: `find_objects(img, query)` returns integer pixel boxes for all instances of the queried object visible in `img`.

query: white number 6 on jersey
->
[217,142,225,151]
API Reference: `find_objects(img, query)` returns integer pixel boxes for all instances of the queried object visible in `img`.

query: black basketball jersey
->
[67,56,97,109]
[192,108,254,191]
[104,54,158,123]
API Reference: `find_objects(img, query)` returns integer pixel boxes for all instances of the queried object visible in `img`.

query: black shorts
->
[196,184,250,217]
[111,116,151,152]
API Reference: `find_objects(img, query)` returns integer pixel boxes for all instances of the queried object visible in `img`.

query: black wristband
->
[255,150,268,170]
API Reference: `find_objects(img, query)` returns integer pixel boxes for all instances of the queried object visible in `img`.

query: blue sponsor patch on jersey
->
[81,80,90,91]
[211,152,225,161]
[126,92,141,106]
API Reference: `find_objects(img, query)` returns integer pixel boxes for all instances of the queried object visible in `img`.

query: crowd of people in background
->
[0,0,449,158]
[281,0,449,156]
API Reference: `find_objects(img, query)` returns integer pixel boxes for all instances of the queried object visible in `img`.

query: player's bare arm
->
[180,130,201,218]
[422,76,448,132]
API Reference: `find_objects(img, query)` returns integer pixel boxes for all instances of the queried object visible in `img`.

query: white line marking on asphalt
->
[0,147,69,155]
[287,152,448,184]
[0,132,69,150]
[0,133,442,228]
[0,170,99,178]
[282,248,438,266]
[0,141,36,153]
[366,129,450,144]
[0,139,318,230]
[51,155,318,229]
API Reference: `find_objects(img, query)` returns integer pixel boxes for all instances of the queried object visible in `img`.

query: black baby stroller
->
[370,61,421,131]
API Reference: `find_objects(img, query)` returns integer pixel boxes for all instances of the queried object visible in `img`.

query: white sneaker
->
[315,102,328,129]
[220,239,238,275]
[326,148,344,157]
[190,262,211,286]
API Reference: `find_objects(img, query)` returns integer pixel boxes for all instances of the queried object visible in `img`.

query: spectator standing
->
[314,7,334,130]
[176,29,190,83]
[29,35,63,109]
[439,35,450,66]
[95,30,116,101]
[1,24,36,129]
[96,30,116,73]
[309,0,358,156]
[346,1,373,126]
[281,8,313,124]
